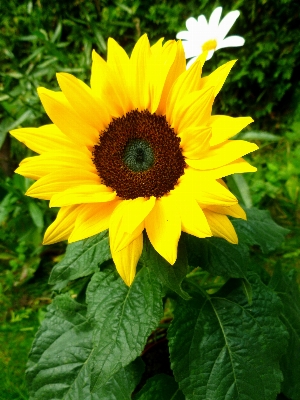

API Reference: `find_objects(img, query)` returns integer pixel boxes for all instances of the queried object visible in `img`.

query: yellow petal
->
[180,126,212,159]
[145,195,181,265]
[166,51,206,119]
[194,158,257,180]
[68,200,121,243]
[186,140,259,170]
[151,38,165,53]
[205,203,246,220]
[43,205,82,245]
[148,40,178,113]
[25,170,100,200]
[156,40,186,115]
[112,233,143,286]
[15,149,95,180]
[200,60,236,97]
[209,115,254,146]
[91,50,129,116]
[10,124,75,154]
[129,34,151,110]
[178,172,238,206]
[172,192,212,238]
[109,197,155,253]
[37,87,99,147]
[56,72,111,131]
[107,38,132,110]
[170,87,215,133]
[203,209,238,244]
[50,185,116,207]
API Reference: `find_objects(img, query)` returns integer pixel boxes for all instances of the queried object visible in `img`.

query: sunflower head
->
[10,34,257,286]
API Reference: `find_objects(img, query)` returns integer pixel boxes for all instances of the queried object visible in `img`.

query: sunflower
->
[176,7,245,67]
[11,35,257,286]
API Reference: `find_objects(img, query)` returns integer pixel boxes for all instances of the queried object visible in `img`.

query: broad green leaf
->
[168,273,288,400]
[186,234,249,279]
[233,208,289,254]
[71,358,145,400]
[135,374,184,400]
[269,264,300,400]
[142,236,190,299]
[26,294,144,399]
[49,231,111,290]
[86,267,163,391]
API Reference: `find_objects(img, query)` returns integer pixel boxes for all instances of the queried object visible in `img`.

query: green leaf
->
[186,234,249,279]
[73,358,145,400]
[241,278,253,305]
[238,131,281,141]
[86,266,163,391]
[168,273,288,400]
[269,264,300,400]
[233,208,289,254]
[48,231,111,290]
[232,174,253,208]
[26,294,144,399]
[142,236,190,299]
[135,374,184,400]
[28,201,44,230]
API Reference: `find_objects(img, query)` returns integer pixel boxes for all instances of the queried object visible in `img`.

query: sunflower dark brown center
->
[92,109,186,200]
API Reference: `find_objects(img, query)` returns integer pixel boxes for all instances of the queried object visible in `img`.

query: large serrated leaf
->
[186,234,249,279]
[168,273,288,400]
[233,208,289,254]
[142,236,190,299]
[269,264,300,400]
[26,294,145,399]
[49,230,111,289]
[134,374,184,400]
[86,267,163,391]
[71,358,145,400]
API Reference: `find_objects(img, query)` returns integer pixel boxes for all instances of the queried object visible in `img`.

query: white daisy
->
[176,6,245,67]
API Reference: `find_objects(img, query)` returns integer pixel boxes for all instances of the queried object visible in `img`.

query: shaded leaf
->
[26,294,144,399]
[233,208,289,254]
[186,234,249,279]
[269,264,300,400]
[86,267,163,391]
[49,230,111,290]
[134,374,184,400]
[142,236,190,299]
[168,272,288,400]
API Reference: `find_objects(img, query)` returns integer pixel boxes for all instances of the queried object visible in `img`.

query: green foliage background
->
[0,0,300,399]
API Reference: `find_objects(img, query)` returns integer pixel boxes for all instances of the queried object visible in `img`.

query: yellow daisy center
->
[202,39,217,52]
[92,109,186,200]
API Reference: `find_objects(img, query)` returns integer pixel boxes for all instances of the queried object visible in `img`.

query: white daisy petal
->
[216,35,245,50]
[216,10,240,41]
[206,50,215,60]
[176,31,192,40]
[186,17,200,32]
[208,7,223,32]
[197,15,209,32]
[182,41,202,59]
